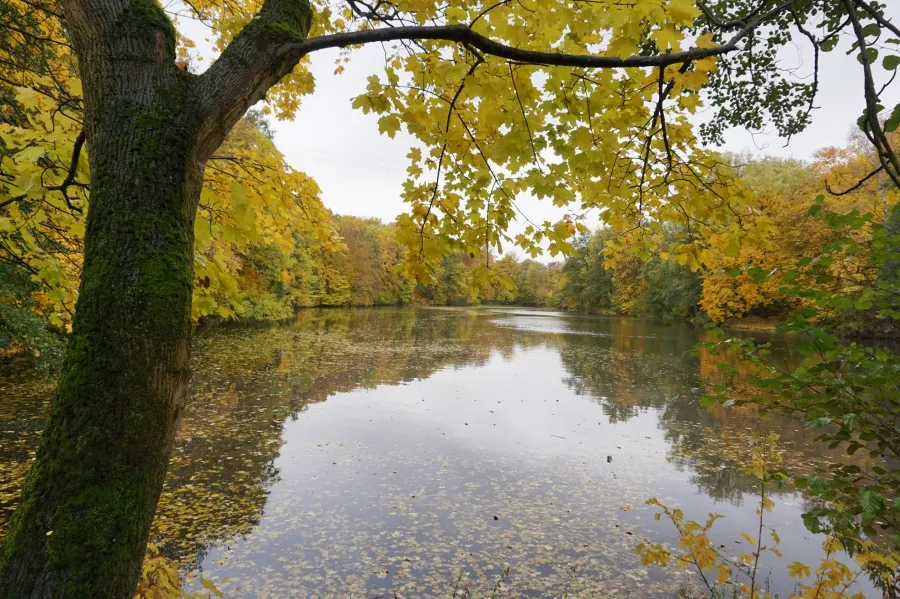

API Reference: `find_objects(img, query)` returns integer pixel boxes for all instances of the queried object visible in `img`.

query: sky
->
[179,4,900,258]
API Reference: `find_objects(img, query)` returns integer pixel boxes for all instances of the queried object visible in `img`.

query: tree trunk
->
[0,4,205,596]
[0,100,203,598]
[0,0,312,594]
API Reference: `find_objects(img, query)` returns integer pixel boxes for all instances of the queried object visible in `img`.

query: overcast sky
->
[181,5,900,258]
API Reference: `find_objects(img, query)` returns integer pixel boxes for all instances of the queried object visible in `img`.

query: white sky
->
[180,4,900,259]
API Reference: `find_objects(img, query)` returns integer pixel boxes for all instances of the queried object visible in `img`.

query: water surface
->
[0,308,872,597]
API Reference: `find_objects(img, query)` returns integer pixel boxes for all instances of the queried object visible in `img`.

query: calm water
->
[0,308,874,597]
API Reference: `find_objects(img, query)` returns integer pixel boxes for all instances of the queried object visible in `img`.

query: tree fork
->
[0,0,314,595]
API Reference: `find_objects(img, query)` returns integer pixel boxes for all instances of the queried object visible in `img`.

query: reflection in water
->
[0,366,50,522]
[0,308,874,597]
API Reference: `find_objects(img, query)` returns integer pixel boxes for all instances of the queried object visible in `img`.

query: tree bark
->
[0,123,199,598]
[0,0,314,594]
[0,19,203,599]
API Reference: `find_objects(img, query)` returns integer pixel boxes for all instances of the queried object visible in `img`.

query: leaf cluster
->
[698,201,900,595]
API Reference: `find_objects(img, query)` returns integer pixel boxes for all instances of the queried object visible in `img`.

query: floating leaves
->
[0,308,862,597]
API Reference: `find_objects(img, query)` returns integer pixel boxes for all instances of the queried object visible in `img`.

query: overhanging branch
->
[854,0,900,40]
[290,0,798,68]
[195,0,798,172]
[842,0,900,190]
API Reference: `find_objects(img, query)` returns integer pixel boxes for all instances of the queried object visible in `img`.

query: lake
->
[0,307,873,597]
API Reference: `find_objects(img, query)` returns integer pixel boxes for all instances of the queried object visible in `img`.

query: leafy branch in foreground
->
[698,200,900,596]
[637,433,897,599]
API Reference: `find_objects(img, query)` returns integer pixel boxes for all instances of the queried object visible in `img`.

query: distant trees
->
[217,217,569,314]
[697,142,900,328]
[560,231,615,313]
[6,131,898,371]
[1,199,571,366]
[558,139,900,328]
[560,229,702,321]
[642,258,703,321]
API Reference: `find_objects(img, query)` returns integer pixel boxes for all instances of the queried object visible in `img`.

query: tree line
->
[0,110,569,370]
[563,138,900,331]
[4,119,899,372]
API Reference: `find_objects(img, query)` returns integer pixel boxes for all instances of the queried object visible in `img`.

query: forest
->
[5,119,897,369]
[1,0,900,597]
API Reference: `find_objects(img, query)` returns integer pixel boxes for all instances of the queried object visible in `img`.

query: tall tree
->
[1,0,899,597]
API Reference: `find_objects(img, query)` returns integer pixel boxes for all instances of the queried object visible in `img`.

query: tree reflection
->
[0,308,869,571]
[554,320,869,503]
[154,308,526,564]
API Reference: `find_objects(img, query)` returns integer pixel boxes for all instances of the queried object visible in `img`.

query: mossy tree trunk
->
[0,0,312,596]
[0,101,200,597]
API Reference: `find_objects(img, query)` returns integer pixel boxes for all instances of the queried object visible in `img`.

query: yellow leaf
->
[200,577,224,597]
[716,563,731,584]
[787,561,812,579]
[378,114,402,138]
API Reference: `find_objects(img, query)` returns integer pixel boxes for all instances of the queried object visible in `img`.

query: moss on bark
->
[0,69,203,599]
[249,0,313,45]
[117,0,177,59]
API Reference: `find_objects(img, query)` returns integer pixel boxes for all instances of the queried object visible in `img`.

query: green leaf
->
[857,47,878,65]
[821,36,840,52]
[862,23,881,38]
[858,110,871,132]
[854,298,873,310]
[699,396,717,408]
[884,55,900,70]
[802,512,823,534]
[800,306,819,318]
[885,102,900,133]
[747,267,773,283]
[859,490,884,516]
[809,478,829,494]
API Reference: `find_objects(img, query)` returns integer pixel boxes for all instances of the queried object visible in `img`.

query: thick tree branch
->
[194,0,313,161]
[292,0,796,68]
[842,0,900,190]
[854,0,900,40]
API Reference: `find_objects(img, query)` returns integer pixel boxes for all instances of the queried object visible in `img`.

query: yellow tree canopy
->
[699,144,900,322]
[0,0,341,324]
